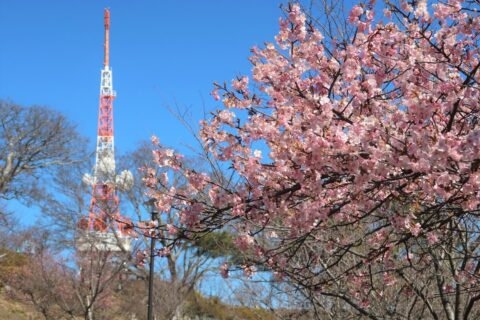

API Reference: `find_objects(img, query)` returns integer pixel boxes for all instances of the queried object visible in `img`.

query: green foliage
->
[191,231,244,264]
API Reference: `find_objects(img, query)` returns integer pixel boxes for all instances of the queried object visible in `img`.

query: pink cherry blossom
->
[427,231,439,245]
[220,262,229,279]
[157,247,171,257]
[211,88,220,101]
[349,5,364,23]
[242,265,257,278]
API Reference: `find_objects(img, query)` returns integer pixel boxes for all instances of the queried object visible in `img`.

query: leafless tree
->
[0,100,87,221]
[2,227,132,320]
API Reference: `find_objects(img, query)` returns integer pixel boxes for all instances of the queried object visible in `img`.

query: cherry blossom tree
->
[121,141,246,319]
[142,0,480,318]
[4,234,79,320]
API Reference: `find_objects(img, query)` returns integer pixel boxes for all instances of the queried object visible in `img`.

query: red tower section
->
[98,96,115,137]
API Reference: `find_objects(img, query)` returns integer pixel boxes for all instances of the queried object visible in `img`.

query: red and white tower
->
[79,9,133,252]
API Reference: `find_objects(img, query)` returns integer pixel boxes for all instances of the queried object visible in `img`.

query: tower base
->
[76,230,132,252]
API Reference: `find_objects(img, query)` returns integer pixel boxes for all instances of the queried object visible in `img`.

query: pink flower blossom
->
[427,231,439,245]
[242,265,257,278]
[157,247,171,257]
[151,135,160,145]
[166,224,177,235]
[235,233,255,251]
[443,284,454,294]
[410,223,422,237]
[232,76,249,92]
[186,171,209,191]
[383,272,397,286]
[349,5,364,22]
[211,88,220,101]
[220,262,229,279]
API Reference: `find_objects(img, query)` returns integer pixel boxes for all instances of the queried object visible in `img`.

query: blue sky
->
[0,0,288,225]
[0,0,284,155]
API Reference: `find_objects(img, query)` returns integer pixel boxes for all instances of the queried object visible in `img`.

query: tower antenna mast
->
[104,9,110,68]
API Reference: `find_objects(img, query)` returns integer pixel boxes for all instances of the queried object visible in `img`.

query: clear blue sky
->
[0,0,284,155]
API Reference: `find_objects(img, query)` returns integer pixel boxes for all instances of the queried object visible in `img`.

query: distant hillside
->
[0,289,277,320]
[0,292,42,320]
[0,248,283,320]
